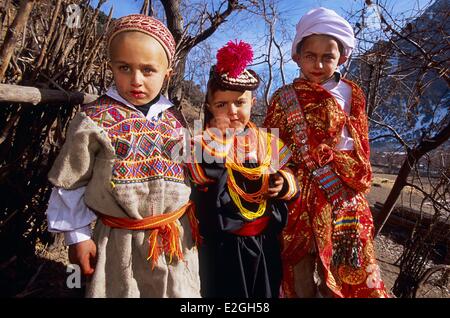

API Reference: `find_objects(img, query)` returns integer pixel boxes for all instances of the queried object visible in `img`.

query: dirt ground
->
[368,171,449,298]
[368,169,433,213]
[374,230,450,298]
[7,172,450,298]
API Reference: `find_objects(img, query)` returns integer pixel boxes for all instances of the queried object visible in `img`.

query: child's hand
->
[68,239,97,276]
[207,116,231,136]
[265,172,284,198]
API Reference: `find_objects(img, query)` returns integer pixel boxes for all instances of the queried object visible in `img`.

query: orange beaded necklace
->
[202,123,272,220]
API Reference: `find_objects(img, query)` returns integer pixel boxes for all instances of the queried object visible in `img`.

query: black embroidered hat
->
[209,40,260,92]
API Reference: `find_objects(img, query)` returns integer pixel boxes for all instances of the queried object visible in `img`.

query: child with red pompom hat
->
[185,40,299,298]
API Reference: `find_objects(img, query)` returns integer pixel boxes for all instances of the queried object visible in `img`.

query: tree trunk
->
[141,0,153,16]
[168,48,188,106]
[373,150,414,236]
[160,0,183,43]
[160,0,241,103]
[0,0,35,81]
[374,119,450,236]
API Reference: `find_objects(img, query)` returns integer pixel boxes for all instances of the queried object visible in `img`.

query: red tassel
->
[186,203,203,246]
[216,40,254,78]
[147,223,184,269]
[147,228,161,270]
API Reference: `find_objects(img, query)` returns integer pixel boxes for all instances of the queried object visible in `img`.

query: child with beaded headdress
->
[186,40,299,298]
[264,7,388,298]
[45,14,201,297]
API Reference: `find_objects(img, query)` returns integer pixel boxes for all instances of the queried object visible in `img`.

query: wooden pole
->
[0,83,98,105]
[0,0,36,81]
[33,0,63,75]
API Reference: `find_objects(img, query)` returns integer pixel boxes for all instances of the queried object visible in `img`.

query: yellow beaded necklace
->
[227,123,272,220]
[201,123,273,220]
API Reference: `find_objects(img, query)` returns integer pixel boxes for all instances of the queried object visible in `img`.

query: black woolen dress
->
[191,160,289,298]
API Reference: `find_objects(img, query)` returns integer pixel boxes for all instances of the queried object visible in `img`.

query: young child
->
[186,41,298,298]
[264,8,389,298]
[45,14,200,298]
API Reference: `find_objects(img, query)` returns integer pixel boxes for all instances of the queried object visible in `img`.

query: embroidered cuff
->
[278,170,299,200]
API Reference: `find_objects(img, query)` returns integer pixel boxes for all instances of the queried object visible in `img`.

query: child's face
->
[293,34,347,84]
[207,90,254,131]
[109,32,171,106]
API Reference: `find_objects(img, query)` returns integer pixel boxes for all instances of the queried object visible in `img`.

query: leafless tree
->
[160,0,248,104]
[234,0,291,125]
[350,0,449,297]
[250,0,289,106]
[1,0,448,298]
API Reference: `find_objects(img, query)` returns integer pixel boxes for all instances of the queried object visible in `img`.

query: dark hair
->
[202,79,219,129]
[206,78,223,102]
[296,34,345,56]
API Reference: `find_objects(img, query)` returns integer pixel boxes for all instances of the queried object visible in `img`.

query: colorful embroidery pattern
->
[265,79,388,298]
[83,96,186,184]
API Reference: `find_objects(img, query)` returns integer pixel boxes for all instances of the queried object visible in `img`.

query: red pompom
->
[216,40,254,78]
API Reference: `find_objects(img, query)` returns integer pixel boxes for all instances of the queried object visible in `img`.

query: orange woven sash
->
[98,201,201,269]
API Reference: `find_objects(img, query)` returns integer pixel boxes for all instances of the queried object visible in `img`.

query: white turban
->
[291,7,355,58]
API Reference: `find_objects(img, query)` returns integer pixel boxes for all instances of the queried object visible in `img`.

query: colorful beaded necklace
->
[202,122,272,220]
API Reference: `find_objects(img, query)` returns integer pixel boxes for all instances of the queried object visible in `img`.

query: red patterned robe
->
[264,78,388,298]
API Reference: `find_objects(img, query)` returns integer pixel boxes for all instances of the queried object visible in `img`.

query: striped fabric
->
[278,85,353,210]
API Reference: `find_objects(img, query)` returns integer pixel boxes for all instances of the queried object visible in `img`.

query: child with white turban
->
[264,7,389,298]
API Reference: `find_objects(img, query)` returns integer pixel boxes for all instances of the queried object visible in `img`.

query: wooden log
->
[372,202,450,240]
[33,0,63,74]
[0,83,98,105]
[0,0,36,81]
